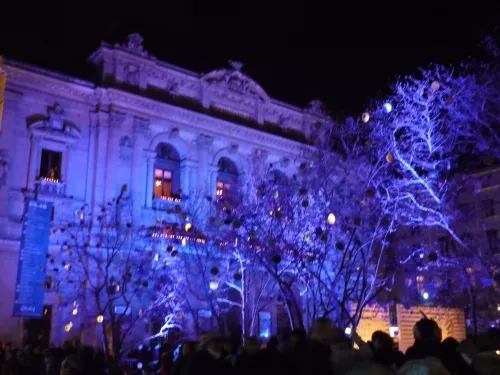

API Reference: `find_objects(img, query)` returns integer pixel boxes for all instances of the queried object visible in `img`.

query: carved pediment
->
[202,61,270,103]
[26,103,81,140]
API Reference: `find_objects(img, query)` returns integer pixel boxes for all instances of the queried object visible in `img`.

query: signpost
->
[13,199,53,317]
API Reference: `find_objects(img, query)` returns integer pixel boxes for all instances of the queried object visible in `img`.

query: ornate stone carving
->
[229,60,243,71]
[229,144,239,154]
[133,116,149,134]
[280,157,290,168]
[124,64,140,86]
[109,111,127,129]
[306,99,329,118]
[196,134,214,149]
[26,103,81,140]
[202,61,269,103]
[119,135,134,162]
[170,128,180,139]
[119,33,149,57]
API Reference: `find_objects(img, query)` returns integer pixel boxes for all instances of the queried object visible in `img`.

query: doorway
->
[23,305,52,349]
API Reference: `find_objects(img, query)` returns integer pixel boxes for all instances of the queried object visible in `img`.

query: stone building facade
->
[0,34,334,345]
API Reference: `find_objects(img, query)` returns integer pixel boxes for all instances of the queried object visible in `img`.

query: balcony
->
[35,177,65,196]
[152,195,182,211]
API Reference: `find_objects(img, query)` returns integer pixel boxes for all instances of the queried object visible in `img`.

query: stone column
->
[208,165,219,202]
[27,134,40,189]
[195,135,213,195]
[144,151,156,208]
[103,117,123,203]
[180,160,199,198]
[131,117,150,213]
[91,111,110,206]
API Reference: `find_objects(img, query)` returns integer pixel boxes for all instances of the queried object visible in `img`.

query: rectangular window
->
[40,149,62,180]
[216,180,231,199]
[487,230,498,254]
[154,168,172,198]
[259,311,272,338]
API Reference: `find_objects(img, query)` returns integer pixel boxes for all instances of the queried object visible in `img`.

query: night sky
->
[0,2,498,116]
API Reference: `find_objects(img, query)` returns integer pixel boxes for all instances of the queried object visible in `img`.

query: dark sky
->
[0,2,498,116]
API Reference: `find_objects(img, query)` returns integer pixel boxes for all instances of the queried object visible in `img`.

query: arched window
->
[154,143,181,199]
[216,157,238,203]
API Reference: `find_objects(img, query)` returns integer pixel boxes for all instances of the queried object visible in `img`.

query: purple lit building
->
[0,34,333,345]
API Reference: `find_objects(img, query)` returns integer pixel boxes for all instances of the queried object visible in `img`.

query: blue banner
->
[13,200,53,317]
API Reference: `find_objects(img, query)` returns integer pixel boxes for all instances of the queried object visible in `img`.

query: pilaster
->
[144,150,157,208]
[91,111,110,205]
[180,159,199,197]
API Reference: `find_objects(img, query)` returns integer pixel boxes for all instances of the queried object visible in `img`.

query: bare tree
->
[47,187,182,361]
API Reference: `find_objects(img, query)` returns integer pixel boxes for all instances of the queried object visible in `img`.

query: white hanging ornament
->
[383,103,392,113]
[430,81,440,91]
[327,213,336,225]
[361,112,370,123]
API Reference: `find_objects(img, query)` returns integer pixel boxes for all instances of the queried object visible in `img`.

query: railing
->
[36,177,66,196]
[152,196,182,211]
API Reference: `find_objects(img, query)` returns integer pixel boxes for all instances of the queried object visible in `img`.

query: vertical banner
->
[13,200,53,317]
[0,57,5,130]
[396,304,466,353]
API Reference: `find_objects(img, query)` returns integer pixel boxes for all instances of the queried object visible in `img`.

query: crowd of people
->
[1,317,500,375]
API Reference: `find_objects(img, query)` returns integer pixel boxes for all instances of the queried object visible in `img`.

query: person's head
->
[181,342,195,357]
[289,329,307,347]
[413,318,441,341]
[310,317,335,345]
[203,333,223,353]
[371,331,394,351]
[267,337,279,351]
[60,355,83,375]
[244,337,261,355]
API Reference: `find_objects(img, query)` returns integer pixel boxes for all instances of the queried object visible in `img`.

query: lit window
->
[154,169,173,198]
[216,181,232,200]
[40,149,62,180]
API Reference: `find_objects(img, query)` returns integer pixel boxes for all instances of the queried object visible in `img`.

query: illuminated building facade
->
[0,34,334,344]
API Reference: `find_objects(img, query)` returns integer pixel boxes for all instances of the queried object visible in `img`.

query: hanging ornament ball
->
[166,245,173,253]
[321,233,328,242]
[305,233,311,242]
[336,242,345,251]
[315,227,323,236]
[327,213,336,225]
[428,251,438,262]
[96,315,104,323]
[299,187,308,195]
[210,266,219,275]
[353,217,361,226]
[272,254,282,264]
[446,96,453,105]
[233,272,242,281]
[386,152,394,163]
[302,200,309,208]
[209,280,219,291]
[430,81,440,91]
[171,250,178,257]
[361,112,370,123]
[383,102,392,113]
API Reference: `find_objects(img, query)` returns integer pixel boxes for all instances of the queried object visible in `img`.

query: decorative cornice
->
[107,89,306,156]
[4,64,96,104]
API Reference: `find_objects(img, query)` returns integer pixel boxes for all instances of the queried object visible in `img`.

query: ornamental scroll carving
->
[133,117,150,135]
[119,135,134,162]
[109,111,127,129]
[196,134,214,149]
